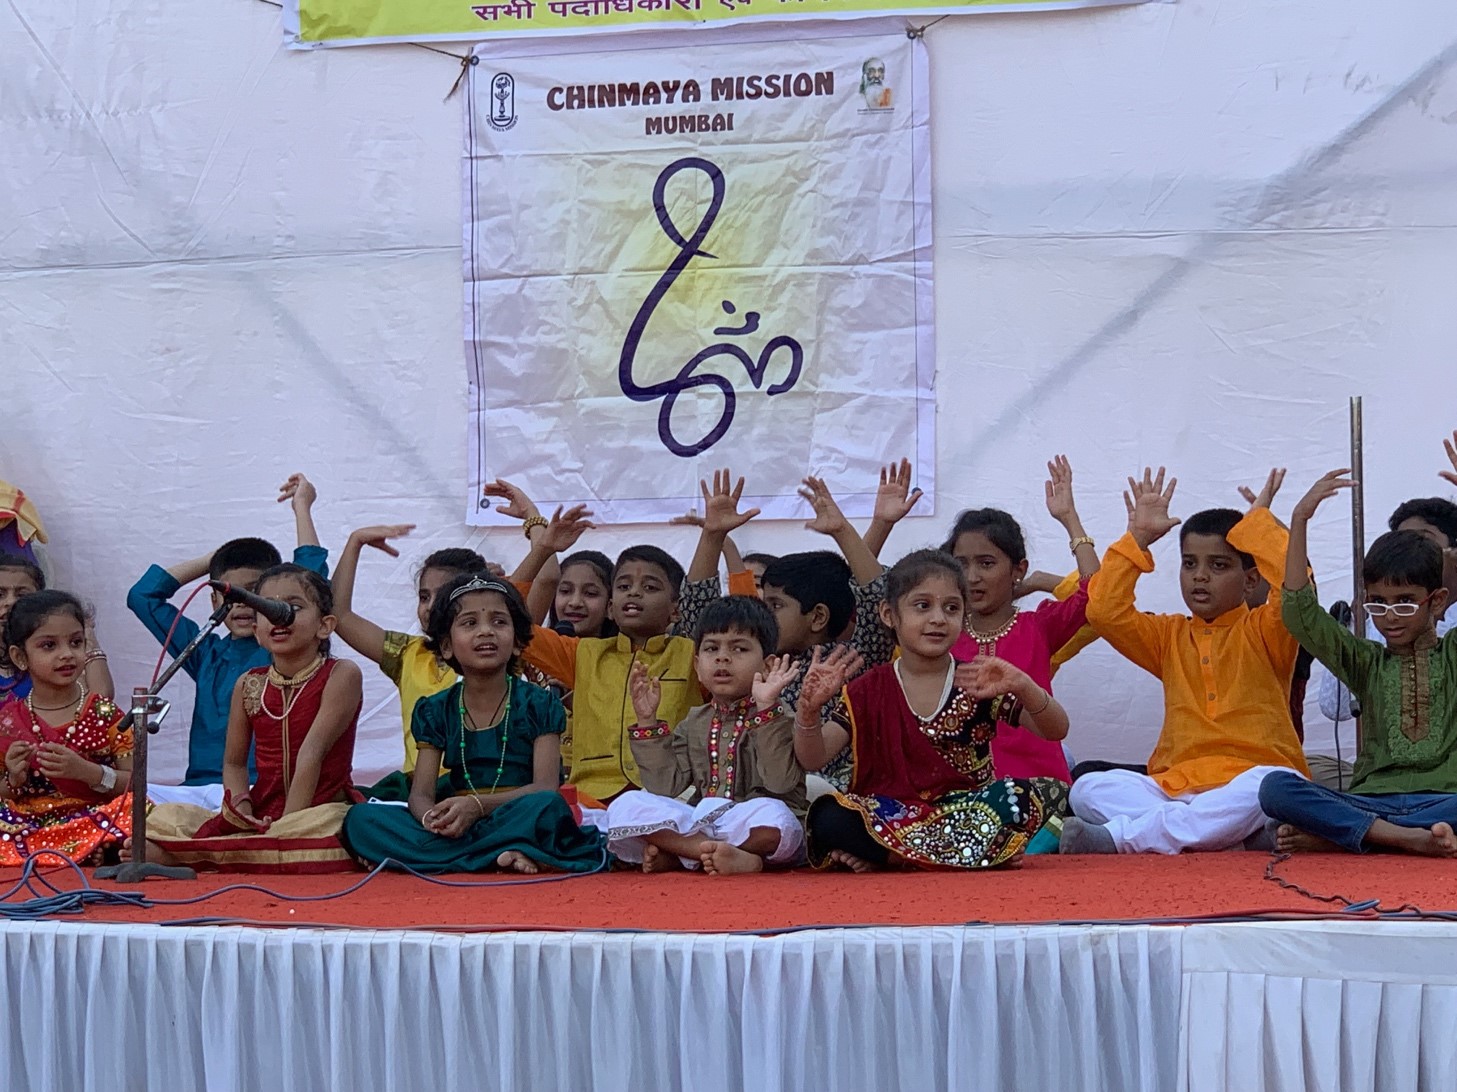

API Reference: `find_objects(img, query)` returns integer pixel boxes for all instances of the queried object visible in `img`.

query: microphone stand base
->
[94,862,197,883]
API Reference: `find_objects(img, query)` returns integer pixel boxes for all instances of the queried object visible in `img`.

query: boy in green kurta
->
[1260,470,1457,856]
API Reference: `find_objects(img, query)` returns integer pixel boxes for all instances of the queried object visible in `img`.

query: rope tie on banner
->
[906,14,950,39]
[447,54,480,102]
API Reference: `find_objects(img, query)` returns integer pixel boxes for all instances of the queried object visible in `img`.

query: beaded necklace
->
[457,679,512,796]
[966,609,1019,655]
[23,681,100,749]
[260,656,326,722]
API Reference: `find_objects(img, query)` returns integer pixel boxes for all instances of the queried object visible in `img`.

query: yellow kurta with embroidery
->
[519,629,700,802]
[1086,507,1310,795]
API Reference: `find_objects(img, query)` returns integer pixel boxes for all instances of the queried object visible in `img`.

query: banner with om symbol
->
[463,20,933,524]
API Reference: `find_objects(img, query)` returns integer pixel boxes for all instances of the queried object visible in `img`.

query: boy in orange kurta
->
[1062,468,1309,854]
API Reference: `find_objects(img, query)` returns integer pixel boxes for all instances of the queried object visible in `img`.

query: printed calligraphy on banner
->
[285,0,1155,49]
[462,22,934,525]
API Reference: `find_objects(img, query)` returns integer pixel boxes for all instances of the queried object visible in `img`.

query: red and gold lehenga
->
[808,663,1047,869]
[147,658,362,873]
[0,693,132,865]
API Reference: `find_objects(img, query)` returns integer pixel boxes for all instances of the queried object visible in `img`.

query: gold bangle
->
[1068,536,1094,555]
[473,794,487,816]
[1027,688,1052,716]
[521,514,548,539]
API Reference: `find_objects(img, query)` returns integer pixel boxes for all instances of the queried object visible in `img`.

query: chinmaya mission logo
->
[489,73,518,130]
[859,57,893,111]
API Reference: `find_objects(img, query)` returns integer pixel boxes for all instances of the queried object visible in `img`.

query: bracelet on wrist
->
[520,514,548,539]
[1068,536,1094,555]
[1025,687,1051,716]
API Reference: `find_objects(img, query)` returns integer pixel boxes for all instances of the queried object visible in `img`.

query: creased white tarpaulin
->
[463,20,935,525]
[0,921,1179,1091]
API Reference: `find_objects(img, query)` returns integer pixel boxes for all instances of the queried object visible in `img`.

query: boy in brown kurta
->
[603,596,807,874]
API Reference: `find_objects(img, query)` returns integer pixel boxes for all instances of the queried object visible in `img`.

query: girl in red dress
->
[0,591,131,864]
[139,564,364,873]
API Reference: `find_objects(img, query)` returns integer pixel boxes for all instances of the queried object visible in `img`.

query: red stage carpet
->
[46,852,1457,932]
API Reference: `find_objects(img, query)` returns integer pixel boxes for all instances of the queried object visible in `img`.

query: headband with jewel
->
[447,576,515,603]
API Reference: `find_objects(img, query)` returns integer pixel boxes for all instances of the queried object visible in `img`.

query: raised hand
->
[954,655,1034,701]
[1237,468,1287,511]
[798,476,849,537]
[873,459,923,525]
[797,645,863,711]
[277,472,317,513]
[700,469,760,536]
[1123,467,1181,550]
[1442,431,1457,489]
[628,661,663,726]
[482,478,540,522]
[1044,455,1079,525]
[1291,469,1355,523]
[350,524,416,558]
[1013,571,1063,599]
[539,504,595,554]
[751,655,798,711]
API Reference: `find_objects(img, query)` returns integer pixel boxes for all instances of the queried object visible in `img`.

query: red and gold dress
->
[147,658,362,873]
[0,693,132,865]
[808,663,1047,869]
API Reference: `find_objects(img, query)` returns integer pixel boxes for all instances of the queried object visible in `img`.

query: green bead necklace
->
[457,678,512,797]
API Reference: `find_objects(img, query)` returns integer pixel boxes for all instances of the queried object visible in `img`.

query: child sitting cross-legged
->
[605,596,807,875]
[796,550,1064,871]
[1259,470,1457,856]
[1062,468,1309,855]
[136,565,364,872]
[342,575,606,874]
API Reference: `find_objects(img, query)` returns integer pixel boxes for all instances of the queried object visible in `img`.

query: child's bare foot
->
[641,845,683,873]
[496,850,540,874]
[1276,824,1342,854]
[827,849,878,873]
[700,841,765,876]
[1432,822,1457,856]
[119,837,133,863]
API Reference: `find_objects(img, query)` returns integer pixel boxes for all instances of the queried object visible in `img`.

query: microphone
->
[208,581,297,627]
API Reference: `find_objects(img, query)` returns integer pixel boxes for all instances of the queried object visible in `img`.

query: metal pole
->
[1350,396,1366,752]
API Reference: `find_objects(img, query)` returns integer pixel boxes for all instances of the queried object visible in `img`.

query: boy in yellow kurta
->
[505,472,758,806]
[1062,468,1309,854]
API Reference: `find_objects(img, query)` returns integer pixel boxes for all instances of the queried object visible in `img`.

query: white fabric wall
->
[3,0,1455,781]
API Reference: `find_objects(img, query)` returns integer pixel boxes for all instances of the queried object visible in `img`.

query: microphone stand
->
[94,601,235,882]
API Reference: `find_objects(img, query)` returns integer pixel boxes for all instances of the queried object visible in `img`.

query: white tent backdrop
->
[3,0,1455,782]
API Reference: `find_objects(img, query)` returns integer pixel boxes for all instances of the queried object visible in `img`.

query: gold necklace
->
[261,656,326,722]
[967,610,1019,649]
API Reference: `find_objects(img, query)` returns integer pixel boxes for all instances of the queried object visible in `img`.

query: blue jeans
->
[1259,771,1457,853]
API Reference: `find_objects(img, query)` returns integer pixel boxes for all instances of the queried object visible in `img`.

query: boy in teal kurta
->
[1259,470,1457,856]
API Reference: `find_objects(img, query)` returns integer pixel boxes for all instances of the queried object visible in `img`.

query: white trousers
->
[146,783,225,811]
[1069,765,1286,854]
[604,791,806,869]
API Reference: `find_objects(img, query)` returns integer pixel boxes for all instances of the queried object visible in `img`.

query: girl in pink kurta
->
[944,456,1101,783]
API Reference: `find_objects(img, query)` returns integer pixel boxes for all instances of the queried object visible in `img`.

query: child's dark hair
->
[1388,498,1457,548]
[760,552,855,638]
[416,547,489,585]
[942,509,1027,566]
[209,537,283,582]
[256,564,335,656]
[743,552,780,571]
[693,595,779,656]
[550,550,618,638]
[1179,509,1255,569]
[3,590,85,656]
[0,555,45,593]
[613,546,685,599]
[425,574,534,673]
[1364,531,1444,592]
[886,549,968,605]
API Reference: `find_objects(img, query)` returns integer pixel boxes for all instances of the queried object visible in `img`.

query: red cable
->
[151,582,213,688]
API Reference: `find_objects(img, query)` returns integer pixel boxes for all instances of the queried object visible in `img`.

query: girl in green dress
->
[341,575,605,873]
